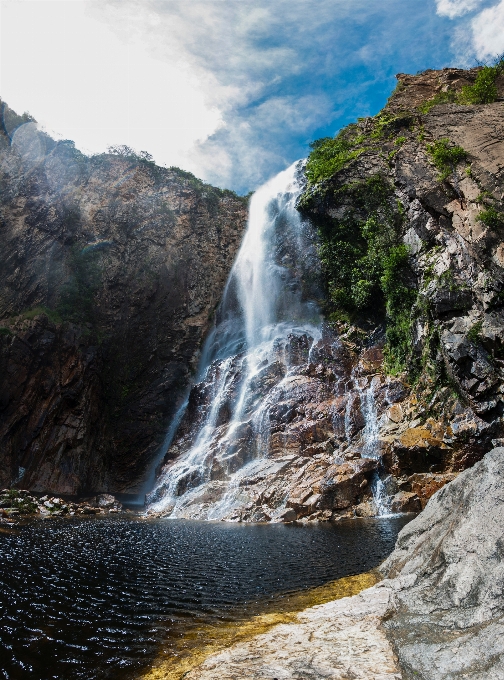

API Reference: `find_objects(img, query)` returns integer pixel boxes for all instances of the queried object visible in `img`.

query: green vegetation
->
[425,138,468,181]
[467,320,483,344]
[459,60,503,104]
[0,490,38,514]
[370,112,413,140]
[477,206,504,229]
[418,90,457,114]
[20,306,62,324]
[476,190,493,203]
[313,174,417,374]
[419,56,504,113]
[304,114,414,186]
[305,127,368,185]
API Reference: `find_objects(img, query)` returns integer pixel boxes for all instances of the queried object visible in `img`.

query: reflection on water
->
[0,516,411,679]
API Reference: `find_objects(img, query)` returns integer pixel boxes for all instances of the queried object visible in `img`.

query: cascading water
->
[147,162,323,519]
[353,374,392,516]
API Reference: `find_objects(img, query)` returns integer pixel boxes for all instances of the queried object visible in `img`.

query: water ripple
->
[0,516,410,679]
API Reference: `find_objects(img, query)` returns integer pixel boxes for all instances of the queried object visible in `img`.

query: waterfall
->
[354,374,392,516]
[147,162,322,518]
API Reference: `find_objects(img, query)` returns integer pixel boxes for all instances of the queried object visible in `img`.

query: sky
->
[0,0,503,194]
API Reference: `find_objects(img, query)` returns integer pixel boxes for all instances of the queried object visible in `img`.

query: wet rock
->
[389,491,421,513]
[183,584,401,680]
[80,506,97,515]
[97,493,122,510]
[408,472,457,508]
[354,500,377,517]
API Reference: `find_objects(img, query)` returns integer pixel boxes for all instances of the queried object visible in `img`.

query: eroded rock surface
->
[0,102,247,494]
[378,446,504,679]
[184,586,401,680]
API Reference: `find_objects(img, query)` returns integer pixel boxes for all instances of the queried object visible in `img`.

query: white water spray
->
[147,162,322,518]
[354,373,392,516]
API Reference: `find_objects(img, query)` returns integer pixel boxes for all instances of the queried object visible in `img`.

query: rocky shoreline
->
[0,488,129,519]
[150,446,504,679]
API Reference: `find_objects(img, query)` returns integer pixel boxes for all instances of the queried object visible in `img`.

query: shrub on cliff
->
[316,174,416,372]
[477,206,504,230]
[459,58,504,105]
[305,127,367,184]
[426,138,467,181]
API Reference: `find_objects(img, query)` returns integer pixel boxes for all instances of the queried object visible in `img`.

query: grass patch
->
[304,114,413,186]
[20,306,62,324]
[418,90,457,114]
[467,320,483,344]
[426,138,468,181]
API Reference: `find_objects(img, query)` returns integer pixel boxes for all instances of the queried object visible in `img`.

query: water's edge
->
[140,571,380,680]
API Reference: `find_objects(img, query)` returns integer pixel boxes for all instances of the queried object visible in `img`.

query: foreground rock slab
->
[184,586,401,680]
[379,446,504,679]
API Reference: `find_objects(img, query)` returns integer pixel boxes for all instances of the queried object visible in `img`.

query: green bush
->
[419,58,504,112]
[426,138,468,181]
[459,65,499,104]
[316,174,417,373]
[477,207,504,230]
[305,128,367,185]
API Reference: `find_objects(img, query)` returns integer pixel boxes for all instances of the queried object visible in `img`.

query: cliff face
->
[0,104,247,495]
[379,447,504,678]
[293,66,504,514]
[150,66,504,523]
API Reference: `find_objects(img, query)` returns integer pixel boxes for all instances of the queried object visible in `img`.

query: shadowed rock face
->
[0,103,247,495]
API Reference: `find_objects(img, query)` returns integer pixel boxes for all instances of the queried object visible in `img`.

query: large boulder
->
[379,447,504,679]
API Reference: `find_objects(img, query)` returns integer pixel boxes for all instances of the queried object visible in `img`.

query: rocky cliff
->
[379,446,504,678]
[0,102,247,495]
[151,64,504,522]
[293,64,504,517]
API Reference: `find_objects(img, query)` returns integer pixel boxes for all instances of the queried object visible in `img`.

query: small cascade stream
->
[353,373,392,516]
[147,163,394,520]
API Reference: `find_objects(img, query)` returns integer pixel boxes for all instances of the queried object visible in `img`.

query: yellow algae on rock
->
[140,572,379,680]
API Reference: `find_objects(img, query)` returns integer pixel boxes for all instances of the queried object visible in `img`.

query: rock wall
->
[294,67,504,514]
[379,446,504,679]
[0,102,247,495]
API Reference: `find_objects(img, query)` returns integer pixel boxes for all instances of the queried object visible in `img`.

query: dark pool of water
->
[0,515,411,679]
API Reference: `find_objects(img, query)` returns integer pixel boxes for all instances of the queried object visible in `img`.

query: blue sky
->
[1,0,503,193]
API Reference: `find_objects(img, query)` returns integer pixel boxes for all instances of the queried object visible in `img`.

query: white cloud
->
[471,0,504,59]
[0,0,461,192]
[436,0,483,18]
[0,1,221,170]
